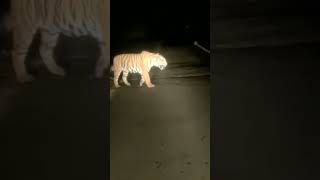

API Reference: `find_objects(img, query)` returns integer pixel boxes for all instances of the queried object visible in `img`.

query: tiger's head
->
[152,53,167,71]
[141,51,168,70]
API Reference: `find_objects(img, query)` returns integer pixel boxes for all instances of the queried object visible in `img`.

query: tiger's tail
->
[0,13,12,34]
[109,65,114,80]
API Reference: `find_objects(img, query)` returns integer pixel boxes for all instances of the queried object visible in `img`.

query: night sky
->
[111,0,210,48]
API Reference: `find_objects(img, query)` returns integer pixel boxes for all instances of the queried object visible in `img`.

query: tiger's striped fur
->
[9,0,110,82]
[112,51,167,88]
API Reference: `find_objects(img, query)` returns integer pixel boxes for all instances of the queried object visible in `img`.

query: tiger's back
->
[113,53,144,74]
[11,0,108,38]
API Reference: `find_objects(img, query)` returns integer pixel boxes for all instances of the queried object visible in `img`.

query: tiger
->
[111,51,167,88]
[5,0,110,83]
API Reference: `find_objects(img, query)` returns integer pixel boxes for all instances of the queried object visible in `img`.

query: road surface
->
[213,44,320,179]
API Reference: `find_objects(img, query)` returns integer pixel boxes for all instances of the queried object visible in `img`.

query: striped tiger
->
[6,0,110,83]
[112,51,167,88]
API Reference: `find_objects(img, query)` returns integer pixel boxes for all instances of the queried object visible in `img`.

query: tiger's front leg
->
[139,75,145,87]
[122,71,131,86]
[12,28,36,83]
[113,68,121,88]
[142,69,155,88]
[40,31,65,76]
[95,38,109,78]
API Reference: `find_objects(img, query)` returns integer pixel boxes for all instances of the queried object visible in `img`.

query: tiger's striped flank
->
[112,51,167,88]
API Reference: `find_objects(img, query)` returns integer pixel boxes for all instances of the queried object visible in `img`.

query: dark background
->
[214,0,320,18]
[213,1,320,180]
[111,0,210,52]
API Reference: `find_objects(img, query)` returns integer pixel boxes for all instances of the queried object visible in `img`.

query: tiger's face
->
[153,54,167,70]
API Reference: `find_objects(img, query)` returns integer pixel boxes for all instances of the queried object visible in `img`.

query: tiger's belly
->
[126,66,142,74]
[47,21,101,39]
[60,26,97,37]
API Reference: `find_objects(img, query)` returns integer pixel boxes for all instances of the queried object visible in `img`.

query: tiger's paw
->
[139,81,144,86]
[124,82,131,86]
[50,66,66,76]
[16,73,35,83]
[147,84,155,88]
[115,84,121,88]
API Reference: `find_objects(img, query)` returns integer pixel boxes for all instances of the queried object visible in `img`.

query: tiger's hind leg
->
[94,9,110,79]
[95,49,109,78]
[139,74,145,86]
[94,31,110,78]
[122,71,131,86]
[40,31,65,76]
[113,68,122,88]
[11,28,37,83]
